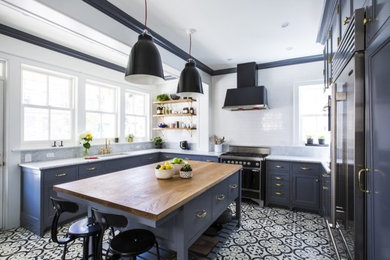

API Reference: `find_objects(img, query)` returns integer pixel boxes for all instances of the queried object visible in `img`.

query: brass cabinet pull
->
[56,173,67,177]
[87,167,96,171]
[217,194,225,201]
[275,165,284,169]
[323,186,329,190]
[343,16,350,25]
[206,160,213,162]
[358,168,370,193]
[229,184,238,189]
[300,167,311,171]
[275,183,283,187]
[275,177,283,180]
[275,192,282,196]
[196,209,207,218]
[363,18,372,25]
[322,173,330,178]
[148,157,153,160]
[316,179,319,183]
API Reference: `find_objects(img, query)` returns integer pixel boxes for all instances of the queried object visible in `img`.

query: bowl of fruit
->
[170,157,187,173]
[180,164,193,179]
[155,162,175,179]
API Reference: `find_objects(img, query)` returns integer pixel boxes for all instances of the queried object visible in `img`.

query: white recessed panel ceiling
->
[109,0,325,70]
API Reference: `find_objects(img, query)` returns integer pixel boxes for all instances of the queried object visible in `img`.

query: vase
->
[214,144,223,153]
[83,147,89,157]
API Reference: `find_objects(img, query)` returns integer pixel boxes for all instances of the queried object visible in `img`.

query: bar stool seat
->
[110,229,157,257]
[68,217,100,237]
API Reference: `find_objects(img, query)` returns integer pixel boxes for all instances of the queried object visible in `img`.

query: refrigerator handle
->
[330,83,337,227]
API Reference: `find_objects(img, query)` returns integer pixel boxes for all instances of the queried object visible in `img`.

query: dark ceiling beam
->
[83,0,214,75]
[212,54,324,75]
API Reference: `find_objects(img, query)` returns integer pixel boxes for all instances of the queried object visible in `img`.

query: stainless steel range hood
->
[222,62,268,111]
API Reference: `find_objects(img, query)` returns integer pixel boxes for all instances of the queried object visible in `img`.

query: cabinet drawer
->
[270,179,289,192]
[268,171,289,181]
[212,178,230,219]
[79,162,105,179]
[44,166,78,184]
[184,190,212,241]
[267,188,289,205]
[267,161,290,172]
[293,163,320,175]
[227,173,239,201]
[142,153,160,164]
[202,156,219,162]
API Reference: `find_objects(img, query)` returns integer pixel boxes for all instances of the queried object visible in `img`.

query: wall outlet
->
[46,153,55,158]
[24,153,32,162]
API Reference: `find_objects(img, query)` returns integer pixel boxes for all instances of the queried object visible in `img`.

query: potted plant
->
[156,94,170,101]
[306,135,314,145]
[153,136,163,148]
[318,136,325,145]
[213,135,225,153]
[127,134,134,143]
[180,164,193,179]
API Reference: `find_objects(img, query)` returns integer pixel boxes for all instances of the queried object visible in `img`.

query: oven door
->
[241,167,261,200]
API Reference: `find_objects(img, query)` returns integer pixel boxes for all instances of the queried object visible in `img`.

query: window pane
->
[49,76,71,108]
[0,62,4,78]
[85,84,100,111]
[24,107,49,141]
[100,87,115,113]
[299,85,328,115]
[125,115,146,138]
[50,109,71,140]
[22,70,47,105]
[101,114,116,138]
[86,112,102,138]
[125,92,145,115]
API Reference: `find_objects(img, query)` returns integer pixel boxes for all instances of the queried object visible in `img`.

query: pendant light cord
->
[189,33,192,60]
[144,0,148,30]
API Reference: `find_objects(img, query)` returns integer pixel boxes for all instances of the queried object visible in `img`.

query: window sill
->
[12,141,152,152]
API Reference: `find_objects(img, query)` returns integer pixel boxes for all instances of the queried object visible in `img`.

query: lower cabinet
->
[321,170,331,220]
[266,160,322,213]
[21,151,220,236]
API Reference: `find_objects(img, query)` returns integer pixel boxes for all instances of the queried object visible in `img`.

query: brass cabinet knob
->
[275,192,282,196]
[343,16,350,25]
[275,176,283,180]
[323,186,329,190]
[229,184,238,189]
[275,165,283,169]
[275,183,283,187]
[217,194,225,201]
[87,167,96,171]
[363,18,372,25]
[55,173,67,177]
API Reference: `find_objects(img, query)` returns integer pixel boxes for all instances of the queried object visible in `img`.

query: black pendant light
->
[125,0,164,85]
[177,29,203,96]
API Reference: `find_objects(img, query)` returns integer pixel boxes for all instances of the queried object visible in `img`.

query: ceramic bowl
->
[171,161,187,173]
[155,169,175,179]
[170,94,180,100]
[180,170,193,179]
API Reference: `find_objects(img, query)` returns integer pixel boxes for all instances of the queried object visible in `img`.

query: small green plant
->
[155,164,161,169]
[318,135,325,139]
[153,136,163,144]
[181,164,192,172]
[156,94,170,101]
[128,133,134,139]
[306,135,313,139]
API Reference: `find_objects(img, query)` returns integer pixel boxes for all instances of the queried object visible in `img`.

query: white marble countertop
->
[266,155,330,173]
[19,149,222,170]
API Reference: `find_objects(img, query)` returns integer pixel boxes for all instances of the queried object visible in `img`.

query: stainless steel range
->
[219,146,270,206]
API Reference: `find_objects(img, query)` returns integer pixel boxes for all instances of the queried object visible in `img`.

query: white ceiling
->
[109,0,325,70]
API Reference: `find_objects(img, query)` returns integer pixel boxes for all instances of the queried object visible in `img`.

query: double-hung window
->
[297,83,330,144]
[124,90,149,140]
[85,81,118,139]
[21,65,74,144]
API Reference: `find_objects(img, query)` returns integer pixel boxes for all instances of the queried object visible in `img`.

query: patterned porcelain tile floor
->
[0,201,338,259]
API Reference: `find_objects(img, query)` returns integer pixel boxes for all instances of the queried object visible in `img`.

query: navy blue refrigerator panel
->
[366,19,390,260]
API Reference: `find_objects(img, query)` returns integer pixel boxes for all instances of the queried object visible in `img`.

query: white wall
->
[211,61,323,146]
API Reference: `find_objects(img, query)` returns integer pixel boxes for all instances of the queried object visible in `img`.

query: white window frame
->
[123,89,150,141]
[85,80,119,141]
[293,80,328,145]
[20,65,75,147]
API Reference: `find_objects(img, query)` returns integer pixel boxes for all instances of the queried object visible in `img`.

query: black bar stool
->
[50,197,100,260]
[92,208,160,260]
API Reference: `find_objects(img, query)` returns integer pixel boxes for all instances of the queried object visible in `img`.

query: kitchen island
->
[54,160,242,260]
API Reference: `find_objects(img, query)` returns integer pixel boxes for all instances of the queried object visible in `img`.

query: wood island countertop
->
[54,161,242,221]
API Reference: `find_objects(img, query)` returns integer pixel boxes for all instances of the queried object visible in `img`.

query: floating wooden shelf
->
[153,99,196,104]
[152,113,196,118]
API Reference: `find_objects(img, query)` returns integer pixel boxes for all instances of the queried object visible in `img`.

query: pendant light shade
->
[177,30,203,96]
[125,32,164,85]
[177,59,203,96]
